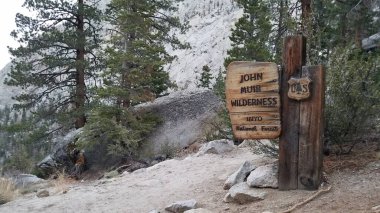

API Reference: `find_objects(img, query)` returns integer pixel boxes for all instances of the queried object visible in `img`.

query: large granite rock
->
[36,89,223,176]
[37,129,83,177]
[136,89,223,157]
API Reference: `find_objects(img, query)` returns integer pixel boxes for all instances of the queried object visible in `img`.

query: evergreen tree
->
[78,0,188,157]
[100,0,188,108]
[224,0,273,67]
[310,0,380,153]
[197,65,213,89]
[5,0,104,129]
[213,68,226,100]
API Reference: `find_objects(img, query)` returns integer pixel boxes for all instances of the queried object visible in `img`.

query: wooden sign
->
[226,62,281,139]
[287,77,312,100]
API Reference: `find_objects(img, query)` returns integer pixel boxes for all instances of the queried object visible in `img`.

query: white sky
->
[0,0,24,69]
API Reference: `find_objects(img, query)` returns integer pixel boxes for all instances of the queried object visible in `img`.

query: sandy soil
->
[0,145,379,213]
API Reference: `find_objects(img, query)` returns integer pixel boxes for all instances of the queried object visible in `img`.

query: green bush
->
[325,46,380,154]
[77,106,161,158]
[3,145,35,173]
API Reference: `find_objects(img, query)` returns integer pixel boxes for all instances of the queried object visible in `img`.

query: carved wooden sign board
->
[226,62,281,139]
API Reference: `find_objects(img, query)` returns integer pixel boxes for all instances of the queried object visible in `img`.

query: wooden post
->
[298,65,325,190]
[279,36,306,190]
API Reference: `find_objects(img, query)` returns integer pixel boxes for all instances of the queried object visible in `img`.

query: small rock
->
[223,182,267,204]
[36,189,50,198]
[223,161,256,190]
[165,199,197,213]
[226,182,266,204]
[196,140,235,156]
[184,208,213,213]
[247,163,278,188]
[372,205,380,211]
[148,210,160,213]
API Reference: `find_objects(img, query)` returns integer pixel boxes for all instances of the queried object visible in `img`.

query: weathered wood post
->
[279,36,325,190]
[279,36,306,190]
[298,65,325,190]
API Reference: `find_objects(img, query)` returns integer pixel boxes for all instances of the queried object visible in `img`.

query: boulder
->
[224,182,266,204]
[12,174,51,193]
[37,129,83,177]
[13,174,46,188]
[195,139,235,156]
[223,161,256,190]
[247,163,278,188]
[137,89,223,157]
[165,199,197,213]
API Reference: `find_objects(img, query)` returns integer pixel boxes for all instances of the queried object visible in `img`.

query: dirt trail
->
[0,146,379,213]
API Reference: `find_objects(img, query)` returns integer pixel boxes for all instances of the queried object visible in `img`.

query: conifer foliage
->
[197,65,213,89]
[78,0,188,157]
[5,0,104,129]
[224,0,273,66]
[100,0,188,108]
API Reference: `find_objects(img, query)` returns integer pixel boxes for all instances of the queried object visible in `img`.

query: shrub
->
[2,145,35,173]
[325,46,380,154]
[77,106,161,158]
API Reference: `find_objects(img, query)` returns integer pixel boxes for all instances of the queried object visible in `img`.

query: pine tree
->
[311,0,380,153]
[197,65,213,89]
[100,0,188,108]
[224,0,273,67]
[5,0,104,129]
[78,0,188,157]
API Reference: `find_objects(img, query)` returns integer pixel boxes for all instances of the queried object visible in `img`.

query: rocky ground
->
[0,141,379,213]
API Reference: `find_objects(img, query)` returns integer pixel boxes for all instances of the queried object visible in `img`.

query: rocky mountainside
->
[0,0,243,108]
[164,0,242,89]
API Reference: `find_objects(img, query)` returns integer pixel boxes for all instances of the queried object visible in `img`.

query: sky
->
[0,0,24,69]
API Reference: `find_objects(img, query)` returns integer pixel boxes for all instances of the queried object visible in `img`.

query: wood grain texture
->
[279,36,306,190]
[298,65,325,190]
[232,125,281,139]
[225,61,281,139]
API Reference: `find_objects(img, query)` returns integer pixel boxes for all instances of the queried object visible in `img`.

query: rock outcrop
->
[137,89,223,157]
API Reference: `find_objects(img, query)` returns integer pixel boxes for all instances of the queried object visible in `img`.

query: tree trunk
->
[275,0,285,63]
[75,0,86,128]
[301,0,311,33]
